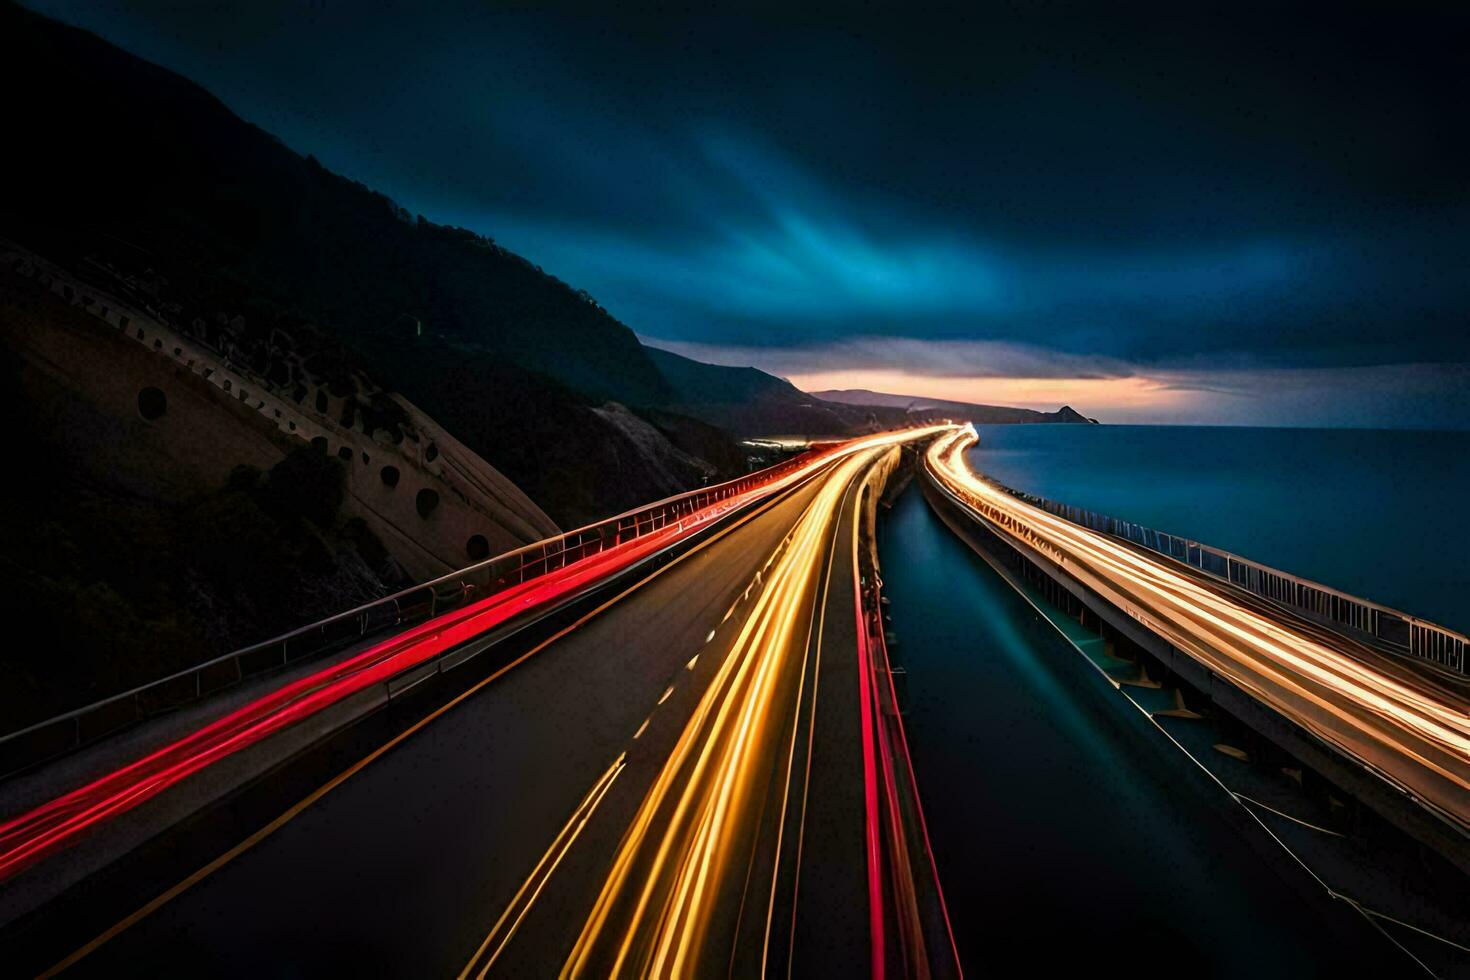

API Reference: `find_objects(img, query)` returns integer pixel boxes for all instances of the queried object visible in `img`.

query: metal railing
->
[0,443,844,777]
[983,479,1467,676]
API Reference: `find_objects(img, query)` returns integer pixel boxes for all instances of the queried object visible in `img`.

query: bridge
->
[922,428,1470,882]
[0,427,959,977]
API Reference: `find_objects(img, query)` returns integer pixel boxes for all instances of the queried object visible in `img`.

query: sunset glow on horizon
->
[786,369,1186,417]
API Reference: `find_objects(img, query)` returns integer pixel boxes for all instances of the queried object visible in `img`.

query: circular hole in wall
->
[466,534,490,561]
[137,387,167,420]
[380,465,400,488]
[415,488,440,518]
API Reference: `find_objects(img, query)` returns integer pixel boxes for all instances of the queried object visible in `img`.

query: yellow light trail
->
[926,427,1470,829]
[458,755,627,980]
[562,430,932,978]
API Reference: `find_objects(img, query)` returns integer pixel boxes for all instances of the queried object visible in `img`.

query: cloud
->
[35,0,1470,425]
[474,129,1351,372]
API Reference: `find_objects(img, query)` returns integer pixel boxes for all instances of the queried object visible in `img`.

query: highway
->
[926,427,1470,836]
[2,430,954,976]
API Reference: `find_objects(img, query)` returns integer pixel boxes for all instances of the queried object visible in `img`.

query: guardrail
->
[0,441,847,778]
[982,478,1467,676]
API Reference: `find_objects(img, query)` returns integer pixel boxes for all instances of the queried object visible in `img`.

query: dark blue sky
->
[30,1,1470,425]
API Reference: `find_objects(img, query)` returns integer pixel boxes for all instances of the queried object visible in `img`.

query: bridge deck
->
[925,430,1470,870]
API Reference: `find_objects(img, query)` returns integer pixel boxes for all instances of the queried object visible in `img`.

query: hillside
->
[0,2,743,530]
[812,388,1098,425]
[645,346,875,437]
[0,2,665,407]
[0,240,581,725]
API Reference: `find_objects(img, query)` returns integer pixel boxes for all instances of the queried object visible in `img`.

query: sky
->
[27,1,1470,426]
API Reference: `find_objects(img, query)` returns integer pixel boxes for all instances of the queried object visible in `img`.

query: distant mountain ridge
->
[812,388,1098,425]
[644,349,1098,434]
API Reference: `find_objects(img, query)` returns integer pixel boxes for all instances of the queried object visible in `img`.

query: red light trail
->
[0,430,945,886]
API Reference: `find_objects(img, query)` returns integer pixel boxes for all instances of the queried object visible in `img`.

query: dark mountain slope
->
[0,2,666,407]
[645,346,868,436]
[0,2,747,526]
[647,346,811,405]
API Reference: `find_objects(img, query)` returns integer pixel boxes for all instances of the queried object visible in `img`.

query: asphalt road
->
[51,451,885,977]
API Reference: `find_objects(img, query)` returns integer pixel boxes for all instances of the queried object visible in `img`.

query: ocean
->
[967,424,1470,634]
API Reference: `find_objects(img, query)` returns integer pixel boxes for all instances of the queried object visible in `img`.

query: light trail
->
[852,498,889,980]
[0,427,949,886]
[561,432,937,977]
[853,454,961,980]
[926,427,1470,830]
[458,754,627,980]
[35,462,869,979]
[826,450,962,980]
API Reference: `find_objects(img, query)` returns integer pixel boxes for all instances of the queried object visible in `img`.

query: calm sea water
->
[969,424,1470,634]
[877,487,1396,973]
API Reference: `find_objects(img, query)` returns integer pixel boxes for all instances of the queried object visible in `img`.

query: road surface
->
[23,439,940,977]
